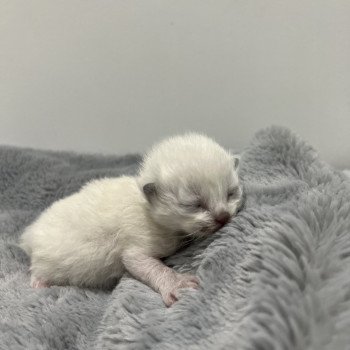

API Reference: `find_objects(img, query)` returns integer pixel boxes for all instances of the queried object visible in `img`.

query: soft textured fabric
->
[1,127,350,350]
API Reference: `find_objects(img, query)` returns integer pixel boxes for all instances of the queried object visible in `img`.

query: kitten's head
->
[138,133,242,237]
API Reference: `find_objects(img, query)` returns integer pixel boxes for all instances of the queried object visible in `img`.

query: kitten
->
[20,133,242,306]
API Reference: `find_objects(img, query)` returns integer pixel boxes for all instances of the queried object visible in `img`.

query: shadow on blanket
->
[1,127,350,350]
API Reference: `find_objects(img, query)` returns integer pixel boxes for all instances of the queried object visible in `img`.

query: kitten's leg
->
[122,250,199,307]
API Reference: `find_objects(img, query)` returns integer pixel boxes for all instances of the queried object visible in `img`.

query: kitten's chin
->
[199,225,220,235]
[200,219,233,235]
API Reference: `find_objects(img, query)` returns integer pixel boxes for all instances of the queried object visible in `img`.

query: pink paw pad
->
[30,277,49,288]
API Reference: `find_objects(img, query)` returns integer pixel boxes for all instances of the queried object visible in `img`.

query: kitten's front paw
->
[160,274,199,307]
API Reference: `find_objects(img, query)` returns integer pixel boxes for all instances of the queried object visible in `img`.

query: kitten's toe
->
[30,276,49,288]
[177,274,200,289]
[163,292,178,307]
[161,274,200,306]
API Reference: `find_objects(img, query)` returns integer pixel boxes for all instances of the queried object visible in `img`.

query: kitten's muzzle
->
[214,211,230,227]
[199,211,232,234]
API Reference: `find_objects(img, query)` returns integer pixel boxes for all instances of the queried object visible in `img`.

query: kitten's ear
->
[232,155,240,170]
[143,183,157,202]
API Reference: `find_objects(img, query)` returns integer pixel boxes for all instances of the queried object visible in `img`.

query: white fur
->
[138,133,242,236]
[20,177,180,288]
[20,133,241,306]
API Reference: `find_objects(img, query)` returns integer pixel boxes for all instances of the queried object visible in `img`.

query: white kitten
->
[20,133,242,306]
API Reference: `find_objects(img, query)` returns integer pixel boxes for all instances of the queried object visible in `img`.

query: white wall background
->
[1,0,350,167]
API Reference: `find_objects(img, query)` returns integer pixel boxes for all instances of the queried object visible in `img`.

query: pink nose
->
[215,211,231,226]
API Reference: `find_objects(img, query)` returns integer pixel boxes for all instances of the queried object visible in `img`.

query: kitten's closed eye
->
[227,187,240,200]
[180,200,206,211]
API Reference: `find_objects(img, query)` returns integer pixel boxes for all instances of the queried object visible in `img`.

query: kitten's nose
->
[215,211,231,226]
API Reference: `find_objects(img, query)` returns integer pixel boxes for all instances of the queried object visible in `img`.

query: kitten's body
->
[20,133,242,306]
[21,177,180,289]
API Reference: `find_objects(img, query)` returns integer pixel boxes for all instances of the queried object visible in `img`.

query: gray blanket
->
[1,127,350,350]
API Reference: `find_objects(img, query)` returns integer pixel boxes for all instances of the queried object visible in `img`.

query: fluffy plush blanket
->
[1,127,350,350]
